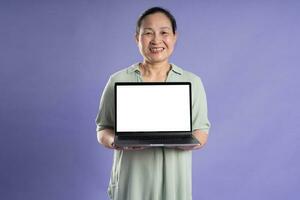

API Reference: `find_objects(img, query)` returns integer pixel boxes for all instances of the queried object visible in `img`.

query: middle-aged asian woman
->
[96,7,211,200]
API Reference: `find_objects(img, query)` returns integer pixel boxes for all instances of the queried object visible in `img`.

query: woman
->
[96,7,210,200]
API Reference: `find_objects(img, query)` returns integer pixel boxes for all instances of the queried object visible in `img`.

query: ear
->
[174,31,178,43]
[135,33,139,44]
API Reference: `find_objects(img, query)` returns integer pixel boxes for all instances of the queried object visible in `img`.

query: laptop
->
[114,82,200,147]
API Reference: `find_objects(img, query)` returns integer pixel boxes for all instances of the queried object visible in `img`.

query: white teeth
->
[150,47,164,53]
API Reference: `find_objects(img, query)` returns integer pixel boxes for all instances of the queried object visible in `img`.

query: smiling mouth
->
[149,47,165,53]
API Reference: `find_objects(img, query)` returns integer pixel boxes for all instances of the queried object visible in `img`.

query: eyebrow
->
[143,27,172,31]
[160,27,172,30]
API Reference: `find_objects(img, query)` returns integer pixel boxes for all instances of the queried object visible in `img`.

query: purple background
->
[1,0,299,200]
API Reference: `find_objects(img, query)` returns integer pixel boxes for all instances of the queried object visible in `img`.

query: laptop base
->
[114,135,200,147]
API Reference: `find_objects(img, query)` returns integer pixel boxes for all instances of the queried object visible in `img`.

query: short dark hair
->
[136,7,177,35]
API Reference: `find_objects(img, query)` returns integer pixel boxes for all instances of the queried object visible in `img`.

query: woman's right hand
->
[115,145,148,151]
[97,129,147,151]
[97,129,115,149]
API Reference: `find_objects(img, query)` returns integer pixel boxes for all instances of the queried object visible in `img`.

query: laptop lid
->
[115,82,192,136]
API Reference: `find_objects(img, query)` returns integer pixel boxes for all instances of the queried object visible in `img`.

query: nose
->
[150,32,162,44]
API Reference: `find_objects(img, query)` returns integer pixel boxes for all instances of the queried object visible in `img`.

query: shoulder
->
[108,63,139,83]
[171,63,203,83]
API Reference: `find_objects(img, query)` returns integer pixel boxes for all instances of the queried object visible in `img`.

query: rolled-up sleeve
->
[95,76,115,131]
[192,77,211,133]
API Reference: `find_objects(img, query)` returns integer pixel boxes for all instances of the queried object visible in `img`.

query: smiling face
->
[136,12,177,65]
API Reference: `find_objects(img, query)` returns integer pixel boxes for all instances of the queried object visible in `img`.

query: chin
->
[148,55,169,63]
[148,58,168,64]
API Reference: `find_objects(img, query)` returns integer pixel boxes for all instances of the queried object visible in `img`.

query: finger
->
[176,146,192,151]
[176,145,201,151]
[129,146,146,151]
[118,146,137,151]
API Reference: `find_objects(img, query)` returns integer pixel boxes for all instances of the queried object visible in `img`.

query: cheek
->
[164,38,175,47]
[139,37,150,46]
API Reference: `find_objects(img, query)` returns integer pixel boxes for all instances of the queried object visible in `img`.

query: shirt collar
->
[170,63,183,75]
[127,63,183,75]
[127,63,141,74]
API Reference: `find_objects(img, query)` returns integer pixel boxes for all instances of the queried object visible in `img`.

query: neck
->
[140,61,171,77]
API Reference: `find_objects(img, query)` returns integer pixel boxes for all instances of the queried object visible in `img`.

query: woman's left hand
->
[176,130,208,151]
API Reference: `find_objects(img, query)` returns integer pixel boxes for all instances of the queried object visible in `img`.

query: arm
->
[177,76,210,150]
[97,129,115,149]
[192,129,208,149]
[177,129,208,150]
[97,129,147,151]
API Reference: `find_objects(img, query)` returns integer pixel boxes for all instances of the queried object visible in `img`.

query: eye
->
[143,32,153,35]
[161,31,169,36]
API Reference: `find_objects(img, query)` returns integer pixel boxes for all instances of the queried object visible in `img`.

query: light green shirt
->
[96,63,210,200]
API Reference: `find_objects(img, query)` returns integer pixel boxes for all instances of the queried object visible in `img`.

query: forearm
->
[97,129,115,149]
[176,129,208,151]
[97,129,148,151]
[192,129,208,147]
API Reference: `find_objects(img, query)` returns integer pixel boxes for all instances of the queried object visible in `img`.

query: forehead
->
[140,12,172,29]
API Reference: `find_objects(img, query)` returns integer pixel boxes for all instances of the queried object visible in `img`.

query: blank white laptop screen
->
[116,84,191,132]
